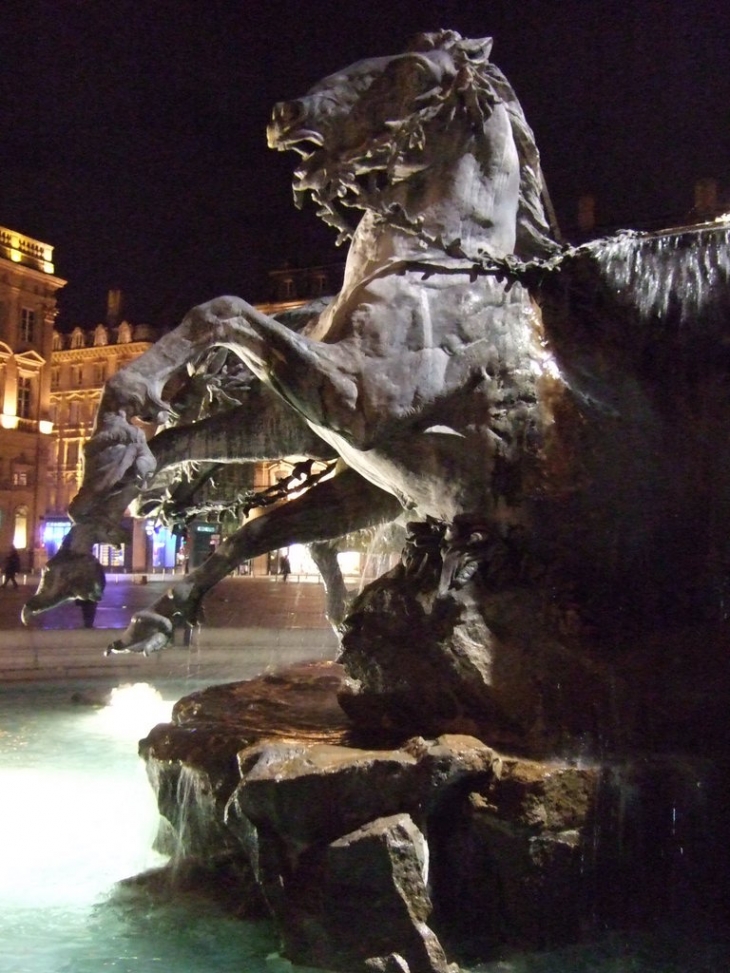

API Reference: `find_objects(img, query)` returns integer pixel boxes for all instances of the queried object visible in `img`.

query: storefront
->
[145,522,179,571]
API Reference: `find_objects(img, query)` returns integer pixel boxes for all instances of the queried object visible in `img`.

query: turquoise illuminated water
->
[1,678,728,973]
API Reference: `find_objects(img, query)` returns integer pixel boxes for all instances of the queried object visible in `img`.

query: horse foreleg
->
[24,396,330,626]
[98,296,362,442]
[106,468,402,655]
[308,540,350,628]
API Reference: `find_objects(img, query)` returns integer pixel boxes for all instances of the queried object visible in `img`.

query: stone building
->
[0,226,66,572]
[45,301,159,570]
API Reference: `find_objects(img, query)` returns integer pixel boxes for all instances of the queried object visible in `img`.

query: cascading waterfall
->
[356,519,406,594]
[147,761,223,862]
[582,756,728,930]
[583,221,730,325]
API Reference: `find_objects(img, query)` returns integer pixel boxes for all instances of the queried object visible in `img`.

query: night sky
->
[1,0,728,330]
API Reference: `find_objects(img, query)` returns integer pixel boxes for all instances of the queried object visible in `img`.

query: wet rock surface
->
[279,813,451,973]
[140,660,730,970]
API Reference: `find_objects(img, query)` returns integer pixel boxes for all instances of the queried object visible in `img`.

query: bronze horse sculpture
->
[28,30,730,973]
[24,30,730,743]
[25,29,556,652]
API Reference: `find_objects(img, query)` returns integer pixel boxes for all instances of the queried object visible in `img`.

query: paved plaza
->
[0,576,338,683]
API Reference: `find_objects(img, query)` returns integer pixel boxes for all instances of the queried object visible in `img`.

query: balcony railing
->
[0,226,55,274]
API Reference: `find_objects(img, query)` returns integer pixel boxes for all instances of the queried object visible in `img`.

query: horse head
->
[21,548,106,624]
[268,31,557,261]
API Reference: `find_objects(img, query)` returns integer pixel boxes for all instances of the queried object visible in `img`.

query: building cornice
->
[51,341,154,363]
[0,226,66,284]
[0,259,66,291]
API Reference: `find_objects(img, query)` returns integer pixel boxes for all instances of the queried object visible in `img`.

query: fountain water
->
[0,678,283,973]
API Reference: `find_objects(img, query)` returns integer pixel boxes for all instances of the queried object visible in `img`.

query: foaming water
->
[0,679,282,973]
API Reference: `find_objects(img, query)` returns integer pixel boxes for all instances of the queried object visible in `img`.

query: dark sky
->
[1,0,728,330]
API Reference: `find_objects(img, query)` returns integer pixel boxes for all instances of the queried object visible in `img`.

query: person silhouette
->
[2,546,21,589]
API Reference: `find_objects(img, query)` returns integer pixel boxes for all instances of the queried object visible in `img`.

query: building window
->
[67,440,79,467]
[12,469,28,486]
[70,328,85,349]
[71,365,83,386]
[50,367,60,390]
[19,308,36,343]
[52,330,64,351]
[94,324,109,346]
[17,376,32,418]
[93,363,106,384]
[68,401,80,425]
[13,505,28,549]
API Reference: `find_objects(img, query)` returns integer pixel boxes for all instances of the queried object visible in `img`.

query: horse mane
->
[483,64,562,261]
[408,31,561,262]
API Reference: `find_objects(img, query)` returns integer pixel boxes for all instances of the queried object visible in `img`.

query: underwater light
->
[94,682,172,738]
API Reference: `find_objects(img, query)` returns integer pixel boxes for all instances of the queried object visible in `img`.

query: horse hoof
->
[105,640,128,656]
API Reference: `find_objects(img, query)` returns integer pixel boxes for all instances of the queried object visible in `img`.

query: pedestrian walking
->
[2,546,20,589]
[280,554,291,582]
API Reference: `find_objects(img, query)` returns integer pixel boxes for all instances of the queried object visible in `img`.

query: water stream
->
[1,675,728,972]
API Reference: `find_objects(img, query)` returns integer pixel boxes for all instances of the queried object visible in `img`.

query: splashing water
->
[583,224,730,326]
[0,679,282,973]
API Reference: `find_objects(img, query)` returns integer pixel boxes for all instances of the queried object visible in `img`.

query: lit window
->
[12,470,28,486]
[17,376,32,418]
[13,505,28,549]
[19,308,36,343]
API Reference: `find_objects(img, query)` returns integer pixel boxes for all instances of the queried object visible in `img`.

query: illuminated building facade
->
[45,297,159,570]
[0,227,66,570]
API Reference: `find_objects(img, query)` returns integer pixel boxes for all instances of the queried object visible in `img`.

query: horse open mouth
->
[266,100,325,154]
[270,130,324,155]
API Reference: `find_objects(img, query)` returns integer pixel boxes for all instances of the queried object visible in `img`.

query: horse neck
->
[342,110,521,290]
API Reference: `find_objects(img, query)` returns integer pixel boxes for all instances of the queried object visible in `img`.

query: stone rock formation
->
[139,664,730,970]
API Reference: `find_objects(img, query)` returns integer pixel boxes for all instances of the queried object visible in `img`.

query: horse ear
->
[459,36,494,62]
[408,29,462,52]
